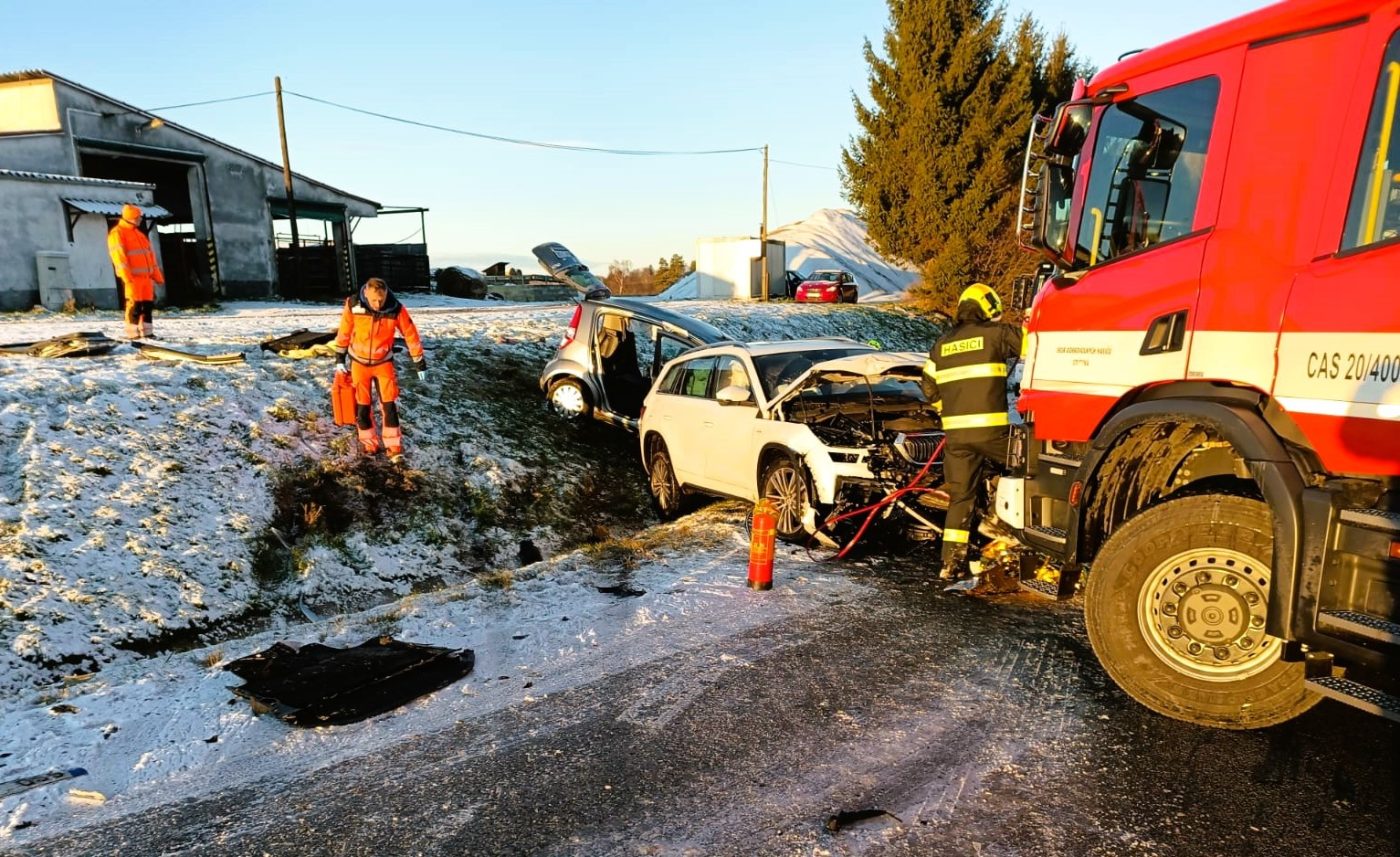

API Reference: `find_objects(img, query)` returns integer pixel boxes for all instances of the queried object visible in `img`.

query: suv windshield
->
[752,347,870,398]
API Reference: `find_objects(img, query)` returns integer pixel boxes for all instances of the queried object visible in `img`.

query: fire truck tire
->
[1084,494,1319,730]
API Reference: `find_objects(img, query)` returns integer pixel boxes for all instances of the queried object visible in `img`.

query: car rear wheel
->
[546,377,591,421]
[648,441,686,520]
[760,456,814,543]
[1084,494,1319,729]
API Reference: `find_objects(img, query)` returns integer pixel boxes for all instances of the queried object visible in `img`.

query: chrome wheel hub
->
[650,457,675,509]
[765,465,805,535]
[1138,547,1278,682]
[551,383,587,416]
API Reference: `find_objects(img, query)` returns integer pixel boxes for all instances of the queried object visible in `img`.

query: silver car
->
[534,242,728,431]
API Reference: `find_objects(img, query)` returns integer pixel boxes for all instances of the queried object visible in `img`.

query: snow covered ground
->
[0,296,942,843]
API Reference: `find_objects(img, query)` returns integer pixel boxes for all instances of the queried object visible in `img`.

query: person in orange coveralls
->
[333,277,427,462]
[107,204,164,339]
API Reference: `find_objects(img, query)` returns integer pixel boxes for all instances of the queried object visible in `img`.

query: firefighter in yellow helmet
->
[107,203,165,339]
[921,283,1024,587]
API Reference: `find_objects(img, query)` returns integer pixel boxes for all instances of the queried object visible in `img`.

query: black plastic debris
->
[0,331,120,358]
[259,328,336,356]
[224,636,474,726]
[824,808,902,833]
[0,768,87,800]
[518,539,544,566]
[597,584,645,597]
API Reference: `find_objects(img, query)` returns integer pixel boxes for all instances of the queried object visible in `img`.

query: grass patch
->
[477,569,513,590]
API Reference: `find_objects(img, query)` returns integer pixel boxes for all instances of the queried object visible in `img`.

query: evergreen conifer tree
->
[842,0,1086,311]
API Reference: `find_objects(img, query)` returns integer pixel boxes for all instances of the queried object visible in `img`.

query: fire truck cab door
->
[1026,58,1236,441]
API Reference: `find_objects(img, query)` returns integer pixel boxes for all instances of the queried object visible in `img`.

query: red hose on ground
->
[812,437,946,561]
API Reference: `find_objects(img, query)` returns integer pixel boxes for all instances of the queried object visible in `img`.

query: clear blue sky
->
[5,0,1261,271]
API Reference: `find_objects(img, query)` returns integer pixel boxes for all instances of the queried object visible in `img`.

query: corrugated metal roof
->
[0,168,152,189]
[63,198,172,219]
[0,69,381,211]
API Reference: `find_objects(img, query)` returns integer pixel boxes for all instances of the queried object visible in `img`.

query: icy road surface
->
[6,534,1397,857]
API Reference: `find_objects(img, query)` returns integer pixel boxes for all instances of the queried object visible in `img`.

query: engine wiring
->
[805,436,948,562]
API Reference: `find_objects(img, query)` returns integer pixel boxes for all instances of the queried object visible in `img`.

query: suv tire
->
[1085,494,1319,729]
[760,455,815,543]
[648,440,686,520]
[547,377,592,421]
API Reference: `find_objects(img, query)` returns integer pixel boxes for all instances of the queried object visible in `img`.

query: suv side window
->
[630,320,660,380]
[678,357,718,398]
[1075,76,1221,266]
[1342,30,1400,250]
[657,363,685,394]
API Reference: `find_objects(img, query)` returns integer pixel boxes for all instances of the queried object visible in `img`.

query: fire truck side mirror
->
[1045,101,1093,157]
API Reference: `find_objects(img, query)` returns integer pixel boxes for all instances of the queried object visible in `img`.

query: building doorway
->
[79,149,217,306]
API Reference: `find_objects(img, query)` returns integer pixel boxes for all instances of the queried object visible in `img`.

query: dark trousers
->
[124,299,154,337]
[940,427,1011,571]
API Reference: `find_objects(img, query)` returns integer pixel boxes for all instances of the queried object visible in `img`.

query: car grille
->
[893,432,945,465]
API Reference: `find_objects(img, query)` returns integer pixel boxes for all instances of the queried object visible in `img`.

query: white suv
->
[637,338,945,541]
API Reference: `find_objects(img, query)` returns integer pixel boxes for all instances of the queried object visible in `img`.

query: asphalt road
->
[14,563,1398,857]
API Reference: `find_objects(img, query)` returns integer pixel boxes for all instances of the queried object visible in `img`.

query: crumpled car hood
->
[772,351,926,405]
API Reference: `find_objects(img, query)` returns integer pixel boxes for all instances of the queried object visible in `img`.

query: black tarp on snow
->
[0,331,121,358]
[225,636,475,726]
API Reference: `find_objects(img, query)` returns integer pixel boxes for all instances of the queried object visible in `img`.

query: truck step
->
[1339,507,1400,535]
[1318,610,1400,645]
[1305,676,1400,724]
[1019,578,1060,599]
[1024,525,1067,544]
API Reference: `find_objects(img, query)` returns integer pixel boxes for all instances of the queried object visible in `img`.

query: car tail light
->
[562,304,582,347]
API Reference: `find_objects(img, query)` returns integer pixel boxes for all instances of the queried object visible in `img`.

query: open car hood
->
[771,351,926,406]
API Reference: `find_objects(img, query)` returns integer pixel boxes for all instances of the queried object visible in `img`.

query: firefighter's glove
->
[334,351,350,374]
[414,357,428,382]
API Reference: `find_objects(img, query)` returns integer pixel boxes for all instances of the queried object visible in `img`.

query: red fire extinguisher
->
[748,498,776,591]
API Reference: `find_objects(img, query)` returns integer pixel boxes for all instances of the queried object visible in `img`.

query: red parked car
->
[794,270,858,303]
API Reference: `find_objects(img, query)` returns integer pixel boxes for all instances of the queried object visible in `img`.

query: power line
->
[149,91,275,111]
[772,158,839,172]
[386,227,424,245]
[285,89,764,156]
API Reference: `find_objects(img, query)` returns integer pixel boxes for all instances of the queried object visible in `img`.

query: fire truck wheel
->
[647,441,687,520]
[1085,494,1319,730]
[760,456,814,543]
[547,377,592,421]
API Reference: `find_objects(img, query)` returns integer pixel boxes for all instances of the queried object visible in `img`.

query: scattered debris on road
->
[224,636,475,726]
[0,768,87,800]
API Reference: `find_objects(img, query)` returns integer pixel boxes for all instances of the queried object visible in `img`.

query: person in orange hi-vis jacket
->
[333,277,427,462]
[107,204,164,340]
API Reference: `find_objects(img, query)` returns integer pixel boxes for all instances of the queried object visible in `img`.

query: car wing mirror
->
[716,385,755,406]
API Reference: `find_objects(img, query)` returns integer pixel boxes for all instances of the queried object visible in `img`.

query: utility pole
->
[760,144,770,302]
[274,76,300,292]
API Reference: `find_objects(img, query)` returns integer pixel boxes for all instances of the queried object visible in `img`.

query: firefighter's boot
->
[939,543,970,582]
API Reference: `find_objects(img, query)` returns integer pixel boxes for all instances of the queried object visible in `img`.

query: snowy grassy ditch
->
[0,299,941,712]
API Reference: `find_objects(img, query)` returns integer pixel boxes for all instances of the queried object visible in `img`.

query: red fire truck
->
[1007,0,1400,728]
